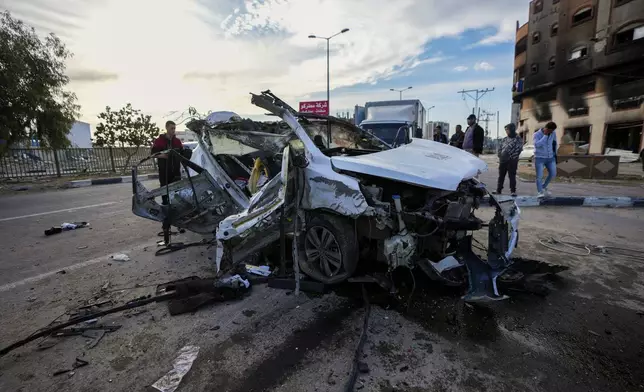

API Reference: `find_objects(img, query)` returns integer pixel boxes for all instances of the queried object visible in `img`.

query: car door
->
[131,154,245,235]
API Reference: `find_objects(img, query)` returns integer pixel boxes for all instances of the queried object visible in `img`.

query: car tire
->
[297,213,358,285]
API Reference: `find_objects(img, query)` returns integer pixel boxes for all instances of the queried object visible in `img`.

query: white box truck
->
[354,100,426,147]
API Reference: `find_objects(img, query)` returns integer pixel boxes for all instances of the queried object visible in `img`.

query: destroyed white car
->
[132,91,521,303]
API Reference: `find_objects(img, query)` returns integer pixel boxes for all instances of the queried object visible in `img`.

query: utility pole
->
[458,88,495,119]
[496,110,500,154]
[481,110,496,151]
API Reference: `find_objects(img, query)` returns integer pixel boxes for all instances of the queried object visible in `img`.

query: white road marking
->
[0,254,112,292]
[0,202,117,222]
[0,241,152,292]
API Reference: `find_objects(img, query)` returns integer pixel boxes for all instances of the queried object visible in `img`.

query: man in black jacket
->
[463,114,484,156]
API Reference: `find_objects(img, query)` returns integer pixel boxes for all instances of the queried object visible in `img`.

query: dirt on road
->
[0,208,643,392]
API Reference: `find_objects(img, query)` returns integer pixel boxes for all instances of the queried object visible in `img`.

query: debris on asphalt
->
[399,365,409,372]
[151,345,199,392]
[588,330,600,337]
[245,264,272,277]
[26,296,37,302]
[45,222,90,236]
[52,357,89,377]
[111,253,130,262]
[358,361,370,373]
[221,274,250,289]
[77,246,88,250]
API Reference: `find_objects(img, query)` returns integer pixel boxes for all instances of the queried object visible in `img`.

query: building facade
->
[513,0,644,154]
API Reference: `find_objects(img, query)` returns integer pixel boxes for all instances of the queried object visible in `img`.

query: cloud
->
[1,0,530,122]
[474,62,495,71]
[67,69,119,83]
[453,66,468,72]
[471,19,519,47]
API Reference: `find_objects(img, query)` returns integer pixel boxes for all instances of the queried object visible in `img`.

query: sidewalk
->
[478,156,644,199]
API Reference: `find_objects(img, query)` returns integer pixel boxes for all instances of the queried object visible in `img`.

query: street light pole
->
[309,28,350,146]
[390,86,413,100]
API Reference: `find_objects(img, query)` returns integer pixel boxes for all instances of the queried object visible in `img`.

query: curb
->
[67,174,159,188]
[486,195,644,208]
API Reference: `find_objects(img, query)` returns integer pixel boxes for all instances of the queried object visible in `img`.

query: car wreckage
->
[132,91,525,303]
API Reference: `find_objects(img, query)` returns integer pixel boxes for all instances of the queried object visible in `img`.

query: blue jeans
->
[535,157,556,193]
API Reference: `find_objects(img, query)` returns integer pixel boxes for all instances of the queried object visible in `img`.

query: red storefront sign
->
[299,100,329,116]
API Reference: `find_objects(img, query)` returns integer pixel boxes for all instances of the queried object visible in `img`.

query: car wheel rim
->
[304,226,342,277]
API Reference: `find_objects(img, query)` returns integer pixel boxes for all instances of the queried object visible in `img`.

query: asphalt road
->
[0,181,159,287]
[1,183,644,391]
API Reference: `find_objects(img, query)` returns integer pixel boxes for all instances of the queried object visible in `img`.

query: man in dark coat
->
[463,114,484,156]
[433,125,448,144]
[449,124,465,149]
[151,120,184,204]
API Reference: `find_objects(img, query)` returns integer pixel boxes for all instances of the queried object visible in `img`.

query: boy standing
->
[533,122,558,197]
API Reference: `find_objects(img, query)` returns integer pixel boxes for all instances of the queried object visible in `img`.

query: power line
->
[480,110,496,139]
[457,88,495,118]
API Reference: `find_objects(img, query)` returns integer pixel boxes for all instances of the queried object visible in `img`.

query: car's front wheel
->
[297,213,358,285]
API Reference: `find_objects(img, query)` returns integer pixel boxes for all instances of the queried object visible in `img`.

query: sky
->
[1,0,531,137]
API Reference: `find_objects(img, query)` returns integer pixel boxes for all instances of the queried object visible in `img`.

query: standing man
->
[433,125,448,144]
[493,123,523,197]
[463,114,484,156]
[449,124,465,149]
[533,121,558,198]
[151,120,184,204]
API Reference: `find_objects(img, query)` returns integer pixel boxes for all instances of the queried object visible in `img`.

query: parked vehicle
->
[132,91,524,302]
[519,144,535,162]
[354,100,426,147]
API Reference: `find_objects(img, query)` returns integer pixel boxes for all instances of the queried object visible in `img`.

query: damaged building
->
[512,0,644,154]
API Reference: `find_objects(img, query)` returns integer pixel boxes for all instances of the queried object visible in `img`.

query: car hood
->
[330,138,488,191]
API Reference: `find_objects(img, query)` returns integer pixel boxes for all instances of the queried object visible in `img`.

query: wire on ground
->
[344,284,371,392]
[538,234,643,262]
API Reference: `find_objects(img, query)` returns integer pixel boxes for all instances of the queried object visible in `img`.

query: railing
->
[0,147,157,179]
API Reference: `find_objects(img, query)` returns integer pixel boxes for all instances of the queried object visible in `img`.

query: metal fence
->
[0,147,157,179]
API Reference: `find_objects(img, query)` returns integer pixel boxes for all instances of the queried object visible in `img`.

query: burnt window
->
[551,23,558,36]
[572,6,593,25]
[534,0,543,14]
[532,31,541,44]
[531,63,539,74]
[569,80,595,96]
[614,24,644,46]
[569,46,588,61]
[548,56,556,69]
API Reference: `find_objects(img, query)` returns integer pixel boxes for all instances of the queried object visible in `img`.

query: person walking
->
[493,123,523,197]
[449,124,465,149]
[433,125,448,144]
[533,121,558,198]
[463,114,484,156]
[151,120,184,205]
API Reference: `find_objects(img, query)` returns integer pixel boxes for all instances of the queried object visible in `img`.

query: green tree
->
[94,104,160,174]
[0,11,80,155]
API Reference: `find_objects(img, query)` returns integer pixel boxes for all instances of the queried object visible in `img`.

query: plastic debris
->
[111,254,130,262]
[151,345,200,392]
[45,222,90,236]
[245,264,271,277]
[220,274,250,289]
